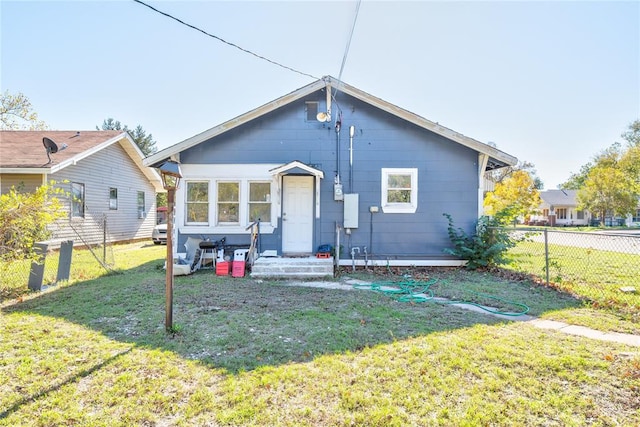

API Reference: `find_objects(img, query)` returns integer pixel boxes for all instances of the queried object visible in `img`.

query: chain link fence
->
[504,228,640,319]
[1,213,115,302]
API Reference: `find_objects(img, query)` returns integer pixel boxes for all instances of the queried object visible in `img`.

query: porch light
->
[157,160,183,331]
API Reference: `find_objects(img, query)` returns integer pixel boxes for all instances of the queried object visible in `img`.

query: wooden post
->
[165,188,175,331]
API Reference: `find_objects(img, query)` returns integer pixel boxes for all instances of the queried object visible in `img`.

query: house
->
[143,76,517,267]
[528,189,591,226]
[0,130,164,247]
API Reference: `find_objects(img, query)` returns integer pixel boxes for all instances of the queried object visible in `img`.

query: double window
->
[556,208,567,220]
[381,168,418,213]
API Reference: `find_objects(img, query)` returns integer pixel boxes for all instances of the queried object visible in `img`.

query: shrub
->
[0,182,67,262]
[443,210,517,270]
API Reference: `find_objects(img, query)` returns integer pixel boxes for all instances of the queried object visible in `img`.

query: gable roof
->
[0,130,164,191]
[143,76,517,169]
[540,189,579,207]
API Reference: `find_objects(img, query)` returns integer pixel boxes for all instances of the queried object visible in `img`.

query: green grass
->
[1,244,639,425]
[505,240,640,322]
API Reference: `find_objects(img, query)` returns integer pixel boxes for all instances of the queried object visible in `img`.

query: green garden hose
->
[354,278,530,317]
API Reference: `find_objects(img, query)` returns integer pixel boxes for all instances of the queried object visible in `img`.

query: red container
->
[232,261,246,278]
[216,261,229,276]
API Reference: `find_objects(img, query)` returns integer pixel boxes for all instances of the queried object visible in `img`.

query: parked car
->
[152,222,167,245]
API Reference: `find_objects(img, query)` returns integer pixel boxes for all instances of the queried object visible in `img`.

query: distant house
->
[143,76,517,266]
[528,189,591,226]
[0,130,164,247]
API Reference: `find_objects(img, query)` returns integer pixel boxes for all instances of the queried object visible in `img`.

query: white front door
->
[282,175,314,254]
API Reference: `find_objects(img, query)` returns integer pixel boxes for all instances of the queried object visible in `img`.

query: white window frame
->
[216,181,241,225]
[185,181,210,225]
[109,187,118,210]
[176,164,279,235]
[381,168,418,214]
[248,181,272,223]
[71,182,85,218]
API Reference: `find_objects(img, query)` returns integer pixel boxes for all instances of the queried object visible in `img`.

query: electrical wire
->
[133,0,319,80]
[337,0,362,85]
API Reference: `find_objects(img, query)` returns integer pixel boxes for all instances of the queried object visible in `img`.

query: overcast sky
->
[2,0,638,189]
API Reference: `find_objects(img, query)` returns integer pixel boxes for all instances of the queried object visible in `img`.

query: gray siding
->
[1,174,43,194]
[180,91,480,259]
[50,142,157,246]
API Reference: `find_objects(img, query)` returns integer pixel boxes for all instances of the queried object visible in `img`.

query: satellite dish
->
[43,137,58,154]
[42,137,67,164]
[316,111,331,123]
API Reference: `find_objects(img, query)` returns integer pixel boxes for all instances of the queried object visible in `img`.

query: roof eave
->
[143,76,517,168]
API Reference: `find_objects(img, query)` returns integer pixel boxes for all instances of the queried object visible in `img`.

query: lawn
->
[504,238,640,324]
[1,243,638,426]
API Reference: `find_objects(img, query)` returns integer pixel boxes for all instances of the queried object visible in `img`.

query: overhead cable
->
[133,0,319,80]
[337,0,362,85]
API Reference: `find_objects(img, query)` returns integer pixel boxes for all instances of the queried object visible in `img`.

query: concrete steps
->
[250,256,334,279]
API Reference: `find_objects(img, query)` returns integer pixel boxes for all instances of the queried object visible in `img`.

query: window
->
[576,210,584,220]
[556,208,567,220]
[381,168,418,213]
[109,188,118,210]
[542,209,549,217]
[186,182,209,224]
[137,191,145,218]
[633,209,640,223]
[249,182,271,222]
[217,182,239,224]
[71,182,85,218]
[305,101,319,121]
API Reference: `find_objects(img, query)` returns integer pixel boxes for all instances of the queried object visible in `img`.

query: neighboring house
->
[0,130,164,247]
[143,76,517,266]
[529,189,591,226]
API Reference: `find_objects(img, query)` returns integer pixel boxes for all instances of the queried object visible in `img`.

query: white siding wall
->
[49,142,157,246]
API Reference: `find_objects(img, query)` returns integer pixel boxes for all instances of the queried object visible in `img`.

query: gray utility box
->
[344,193,359,229]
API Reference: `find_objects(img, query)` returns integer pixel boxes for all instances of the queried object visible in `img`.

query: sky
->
[1,0,638,189]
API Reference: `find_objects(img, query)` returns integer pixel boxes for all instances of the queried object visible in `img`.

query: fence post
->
[544,229,550,285]
[28,242,49,291]
[103,216,107,264]
[56,240,74,282]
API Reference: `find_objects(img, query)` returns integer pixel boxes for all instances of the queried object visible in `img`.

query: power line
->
[337,0,362,84]
[133,0,319,80]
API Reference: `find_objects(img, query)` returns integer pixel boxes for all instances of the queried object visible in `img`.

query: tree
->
[97,118,157,156]
[487,160,543,189]
[0,91,48,130]
[560,143,624,190]
[484,170,542,223]
[560,162,593,190]
[0,182,66,262]
[577,166,639,224]
[621,119,640,147]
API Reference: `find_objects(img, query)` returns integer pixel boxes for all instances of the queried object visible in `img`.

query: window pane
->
[388,189,411,203]
[186,182,208,223]
[109,188,118,210]
[137,191,145,217]
[187,182,208,202]
[250,183,270,202]
[187,203,209,223]
[388,174,411,189]
[249,204,271,222]
[218,203,239,223]
[218,182,239,202]
[71,183,85,217]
